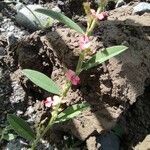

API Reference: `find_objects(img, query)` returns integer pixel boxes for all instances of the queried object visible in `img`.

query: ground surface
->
[0,0,150,149]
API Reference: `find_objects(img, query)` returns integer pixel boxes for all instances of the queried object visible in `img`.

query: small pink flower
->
[79,35,91,50]
[52,96,61,106]
[90,9,108,21]
[43,97,53,107]
[43,96,61,108]
[65,69,80,85]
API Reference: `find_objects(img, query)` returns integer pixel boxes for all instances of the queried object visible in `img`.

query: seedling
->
[6,1,128,149]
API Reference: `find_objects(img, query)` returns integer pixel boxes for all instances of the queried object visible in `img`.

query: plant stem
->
[31,6,102,149]
[76,52,85,75]
[62,82,71,97]
[31,104,60,150]
[87,7,101,36]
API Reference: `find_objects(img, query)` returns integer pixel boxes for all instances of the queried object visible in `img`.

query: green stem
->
[0,133,4,142]
[62,82,71,97]
[76,52,85,75]
[31,104,60,149]
[31,6,102,150]
[87,7,101,36]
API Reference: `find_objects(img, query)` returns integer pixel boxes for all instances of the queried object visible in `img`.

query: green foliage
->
[55,102,90,123]
[7,114,35,142]
[35,8,85,34]
[82,45,128,70]
[22,69,61,95]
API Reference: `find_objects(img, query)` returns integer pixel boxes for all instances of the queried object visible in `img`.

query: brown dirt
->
[0,1,150,150]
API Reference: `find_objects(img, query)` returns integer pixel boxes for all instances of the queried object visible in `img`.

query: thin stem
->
[31,5,102,149]
[87,7,101,36]
[76,52,85,75]
[31,104,60,149]
[62,82,71,97]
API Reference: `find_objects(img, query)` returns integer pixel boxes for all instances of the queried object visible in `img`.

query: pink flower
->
[43,97,53,107]
[43,96,61,108]
[90,9,108,21]
[52,96,61,106]
[79,35,91,50]
[65,69,80,85]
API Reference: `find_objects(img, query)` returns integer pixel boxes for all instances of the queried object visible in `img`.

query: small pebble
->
[133,2,150,14]
[15,4,54,31]
[7,32,18,46]
[57,0,64,6]
[115,0,126,8]
[52,6,61,12]
[27,106,34,114]
[0,47,6,56]
[17,110,23,115]
[8,25,15,32]
[0,28,5,32]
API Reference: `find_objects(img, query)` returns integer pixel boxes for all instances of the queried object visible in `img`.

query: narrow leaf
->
[55,102,90,124]
[22,69,61,95]
[7,114,35,142]
[35,8,85,34]
[82,45,128,70]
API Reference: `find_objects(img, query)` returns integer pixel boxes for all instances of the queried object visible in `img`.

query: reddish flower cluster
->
[65,69,80,85]
[79,35,91,50]
[43,96,61,108]
[90,9,108,21]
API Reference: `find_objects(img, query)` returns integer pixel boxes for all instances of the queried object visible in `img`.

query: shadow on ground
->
[0,3,150,149]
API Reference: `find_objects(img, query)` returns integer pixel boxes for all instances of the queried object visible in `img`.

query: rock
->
[0,28,5,32]
[0,47,6,56]
[57,0,65,6]
[6,138,52,150]
[86,136,99,150]
[7,32,18,46]
[115,0,126,8]
[135,135,150,150]
[8,25,15,32]
[15,4,54,31]
[26,106,34,114]
[133,2,150,14]
[51,6,61,13]
[9,81,25,104]
[96,132,120,150]
[6,139,28,150]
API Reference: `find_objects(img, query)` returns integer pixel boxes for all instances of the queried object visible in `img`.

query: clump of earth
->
[0,0,150,149]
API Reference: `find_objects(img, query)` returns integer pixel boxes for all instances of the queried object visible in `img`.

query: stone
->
[115,0,126,8]
[96,132,120,150]
[135,135,150,150]
[133,2,150,14]
[7,32,18,46]
[0,28,5,32]
[15,4,54,31]
[8,25,15,32]
[52,6,61,13]
[0,47,6,56]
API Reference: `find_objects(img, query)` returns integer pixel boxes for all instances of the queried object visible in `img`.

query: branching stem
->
[31,6,102,150]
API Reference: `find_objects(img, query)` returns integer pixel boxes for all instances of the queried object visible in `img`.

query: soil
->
[0,0,150,150]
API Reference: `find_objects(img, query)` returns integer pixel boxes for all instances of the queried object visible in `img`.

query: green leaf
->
[82,45,128,70]
[22,69,61,95]
[7,114,35,142]
[35,8,85,34]
[55,102,90,124]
